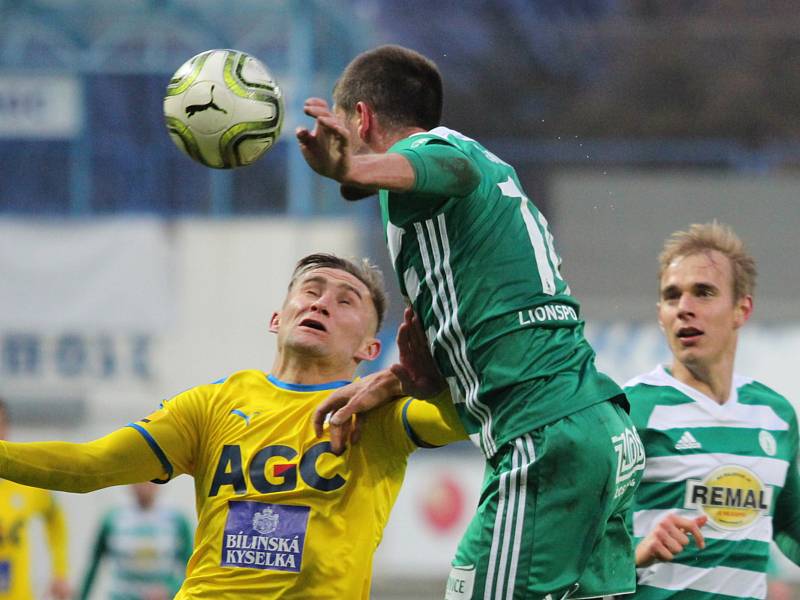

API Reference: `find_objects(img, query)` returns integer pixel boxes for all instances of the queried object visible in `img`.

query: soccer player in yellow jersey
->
[0,398,71,600]
[0,253,466,599]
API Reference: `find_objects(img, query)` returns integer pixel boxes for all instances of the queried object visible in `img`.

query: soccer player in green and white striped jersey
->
[297,45,645,600]
[626,222,800,600]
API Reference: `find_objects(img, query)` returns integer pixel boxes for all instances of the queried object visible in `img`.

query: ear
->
[268,311,280,334]
[354,336,382,363]
[733,295,753,329]
[355,101,373,141]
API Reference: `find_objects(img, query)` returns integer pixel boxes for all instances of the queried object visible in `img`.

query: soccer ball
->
[163,49,284,169]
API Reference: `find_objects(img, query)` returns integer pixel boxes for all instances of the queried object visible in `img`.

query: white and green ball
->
[164,49,284,169]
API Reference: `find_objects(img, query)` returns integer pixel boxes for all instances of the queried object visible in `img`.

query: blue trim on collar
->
[267,373,351,392]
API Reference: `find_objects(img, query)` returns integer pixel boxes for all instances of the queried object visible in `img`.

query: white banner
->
[0,218,173,332]
[0,75,83,138]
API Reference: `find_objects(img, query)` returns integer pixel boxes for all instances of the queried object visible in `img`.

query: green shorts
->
[445,399,644,600]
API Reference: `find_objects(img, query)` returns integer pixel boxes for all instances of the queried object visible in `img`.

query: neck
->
[370,125,427,153]
[270,352,355,386]
[670,352,736,405]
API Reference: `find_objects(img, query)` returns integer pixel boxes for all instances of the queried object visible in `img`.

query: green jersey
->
[626,366,800,600]
[381,127,621,457]
[79,504,193,600]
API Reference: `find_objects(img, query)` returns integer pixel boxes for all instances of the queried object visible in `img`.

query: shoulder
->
[623,366,688,428]
[736,376,798,429]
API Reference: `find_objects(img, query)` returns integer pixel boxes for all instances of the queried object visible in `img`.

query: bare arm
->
[296,98,479,198]
[0,428,165,493]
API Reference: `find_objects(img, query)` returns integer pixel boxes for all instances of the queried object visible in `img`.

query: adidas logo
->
[675,431,702,450]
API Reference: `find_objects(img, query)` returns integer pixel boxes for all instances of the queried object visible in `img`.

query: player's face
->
[658,251,752,373]
[272,267,380,365]
[334,105,368,155]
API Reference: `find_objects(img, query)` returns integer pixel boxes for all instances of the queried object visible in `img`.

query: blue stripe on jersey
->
[402,398,441,448]
[230,409,251,425]
[127,423,174,484]
[266,373,351,391]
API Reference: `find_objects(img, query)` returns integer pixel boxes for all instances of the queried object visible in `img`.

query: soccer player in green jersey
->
[625,223,800,599]
[79,482,193,600]
[297,45,645,599]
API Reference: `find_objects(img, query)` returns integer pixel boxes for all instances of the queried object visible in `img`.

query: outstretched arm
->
[0,428,165,493]
[296,98,479,198]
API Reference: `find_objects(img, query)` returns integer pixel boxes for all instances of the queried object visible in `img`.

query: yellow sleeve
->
[0,427,162,493]
[127,384,213,480]
[42,492,69,578]
[370,389,468,455]
[402,389,468,448]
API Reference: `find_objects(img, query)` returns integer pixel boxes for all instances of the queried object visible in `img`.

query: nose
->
[676,292,695,318]
[309,293,331,316]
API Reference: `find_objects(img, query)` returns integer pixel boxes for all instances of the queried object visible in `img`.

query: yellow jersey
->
[0,480,68,599]
[128,370,465,599]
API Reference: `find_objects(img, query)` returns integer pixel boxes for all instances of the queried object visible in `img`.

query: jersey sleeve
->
[42,492,69,578]
[127,384,216,481]
[773,413,800,564]
[0,427,164,493]
[395,140,481,198]
[371,389,468,455]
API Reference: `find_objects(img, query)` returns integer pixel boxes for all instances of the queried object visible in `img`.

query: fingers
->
[687,515,707,549]
[312,394,351,437]
[327,417,351,455]
[303,97,330,111]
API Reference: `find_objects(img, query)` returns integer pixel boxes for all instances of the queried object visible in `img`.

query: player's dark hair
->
[289,253,388,332]
[333,45,443,131]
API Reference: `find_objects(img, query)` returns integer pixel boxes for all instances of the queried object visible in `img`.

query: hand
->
[635,513,707,567]
[389,307,447,399]
[47,577,72,600]
[312,371,403,454]
[295,97,352,182]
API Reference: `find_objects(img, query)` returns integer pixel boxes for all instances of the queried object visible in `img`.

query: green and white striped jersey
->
[625,365,800,600]
[79,504,193,600]
[381,127,621,457]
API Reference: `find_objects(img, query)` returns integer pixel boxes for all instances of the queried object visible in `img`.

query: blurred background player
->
[625,222,800,599]
[0,253,466,599]
[79,481,193,600]
[0,397,71,600]
[298,44,645,600]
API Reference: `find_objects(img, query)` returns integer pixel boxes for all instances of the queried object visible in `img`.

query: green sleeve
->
[168,512,193,595]
[78,512,112,600]
[396,141,480,198]
[773,415,800,564]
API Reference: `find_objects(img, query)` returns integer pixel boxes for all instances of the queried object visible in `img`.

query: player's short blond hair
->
[658,222,757,300]
[289,253,388,332]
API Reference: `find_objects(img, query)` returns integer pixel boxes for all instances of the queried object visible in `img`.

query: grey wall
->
[550,171,800,322]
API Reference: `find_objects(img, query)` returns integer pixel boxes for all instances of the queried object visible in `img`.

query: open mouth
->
[299,318,327,332]
[676,327,703,340]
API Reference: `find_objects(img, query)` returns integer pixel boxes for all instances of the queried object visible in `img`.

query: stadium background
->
[0,0,798,597]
